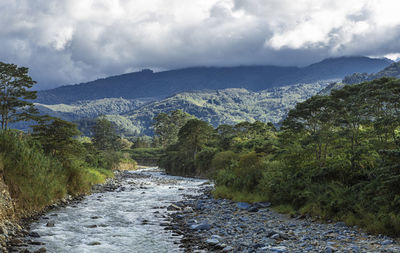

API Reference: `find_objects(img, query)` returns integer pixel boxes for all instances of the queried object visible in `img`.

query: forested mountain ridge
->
[36,56,391,104]
[36,97,154,121]
[33,80,335,136]
[343,60,400,84]
[98,80,336,135]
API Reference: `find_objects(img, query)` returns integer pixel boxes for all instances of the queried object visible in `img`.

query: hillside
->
[103,80,336,135]
[29,80,336,136]
[35,97,154,121]
[343,61,400,84]
[36,56,391,104]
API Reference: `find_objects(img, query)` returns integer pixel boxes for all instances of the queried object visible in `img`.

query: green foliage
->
[211,151,238,172]
[153,110,193,147]
[31,117,82,156]
[129,147,164,166]
[0,125,116,214]
[161,77,400,236]
[0,130,67,212]
[92,116,120,151]
[159,118,217,176]
[0,62,37,129]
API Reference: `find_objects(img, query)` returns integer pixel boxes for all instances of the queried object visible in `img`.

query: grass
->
[0,130,68,213]
[0,130,115,215]
[213,185,267,203]
[112,157,137,171]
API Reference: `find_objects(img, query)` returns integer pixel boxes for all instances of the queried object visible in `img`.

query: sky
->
[1,0,400,90]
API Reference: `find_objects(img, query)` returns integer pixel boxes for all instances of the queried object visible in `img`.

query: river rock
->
[237,202,251,210]
[9,238,24,246]
[190,222,211,231]
[270,246,287,252]
[45,221,54,227]
[254,202,271,208]
[34,247,46,253]
[206,238,219,245]
[270,233,280,239]
[247,206,259,212]
[222,246,234,252]
[88,241,101,246]
[167,204,181,211]
[381,239,393,245]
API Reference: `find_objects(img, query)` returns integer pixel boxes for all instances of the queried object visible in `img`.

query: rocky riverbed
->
[5,169,400,253]
[6,169,208,253]
[166,187,400,253]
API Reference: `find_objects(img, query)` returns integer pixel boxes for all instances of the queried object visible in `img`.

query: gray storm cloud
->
[0,0,400,89]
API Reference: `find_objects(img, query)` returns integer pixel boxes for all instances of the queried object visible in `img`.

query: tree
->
[153,110,193,148]
[31,116,83,157]
[92,116,119,151]
[0,62,37,129]
[178,119,215,160]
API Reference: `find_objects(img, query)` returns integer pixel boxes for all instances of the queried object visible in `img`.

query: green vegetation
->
[0,129,114,214]
[343,61,400,84]
[153,109,194,148]
[0,62,134,217]
[20,81,335,136]
[129,147,164,166]
[159,77,400,236]
[0,62,37,129]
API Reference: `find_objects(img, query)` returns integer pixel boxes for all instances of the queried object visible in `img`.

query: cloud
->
[0,0,400,89]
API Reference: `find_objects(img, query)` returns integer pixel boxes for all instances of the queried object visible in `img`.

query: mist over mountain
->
[37,56,392,104]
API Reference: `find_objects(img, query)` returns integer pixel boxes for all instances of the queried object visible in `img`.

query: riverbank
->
[3,171,126,253]
[7,169,207,252]
[166,188,400,252]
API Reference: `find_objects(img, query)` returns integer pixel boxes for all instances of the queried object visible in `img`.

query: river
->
[25,168,208,253]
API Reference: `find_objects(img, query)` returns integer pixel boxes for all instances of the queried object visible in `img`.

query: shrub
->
[0,130,67,212]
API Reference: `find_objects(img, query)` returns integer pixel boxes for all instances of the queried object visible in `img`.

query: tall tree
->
[153,110,193,148]
[0,62,37,129]
[31,116,83,157]
[92,116,119,151]
[178,119,215,160]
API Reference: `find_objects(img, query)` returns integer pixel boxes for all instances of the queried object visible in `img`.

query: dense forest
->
[158,77,400,236]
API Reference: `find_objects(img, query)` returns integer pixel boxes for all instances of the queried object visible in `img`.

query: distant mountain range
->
[22,56,396,136]
[37,56,392,104]
[34,80,336,136]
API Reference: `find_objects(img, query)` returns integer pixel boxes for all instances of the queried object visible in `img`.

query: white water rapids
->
[26,168,208,253]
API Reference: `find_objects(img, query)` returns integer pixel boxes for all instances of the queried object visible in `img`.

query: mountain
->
[35,97,154,121]
[36,56,392,104]
[75,80,336,136]
[343,61,400,84]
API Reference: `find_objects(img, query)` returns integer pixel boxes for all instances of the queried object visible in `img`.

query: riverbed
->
[21,168,208,253]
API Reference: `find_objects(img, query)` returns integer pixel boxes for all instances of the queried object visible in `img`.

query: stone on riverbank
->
[166,186,400,252]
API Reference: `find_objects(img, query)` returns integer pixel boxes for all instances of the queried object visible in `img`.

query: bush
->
[232,152,264,192]
[211,151,238,173]
[0,130,67,212]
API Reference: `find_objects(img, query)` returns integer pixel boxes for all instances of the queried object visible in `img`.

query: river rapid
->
[24,168,208,253]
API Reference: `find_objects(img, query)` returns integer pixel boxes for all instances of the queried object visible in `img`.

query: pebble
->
[206,238,219,245]
[167,186,400,253]
[45,221,54,227]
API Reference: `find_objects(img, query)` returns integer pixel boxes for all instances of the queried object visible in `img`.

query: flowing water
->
[25,168,208,253]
